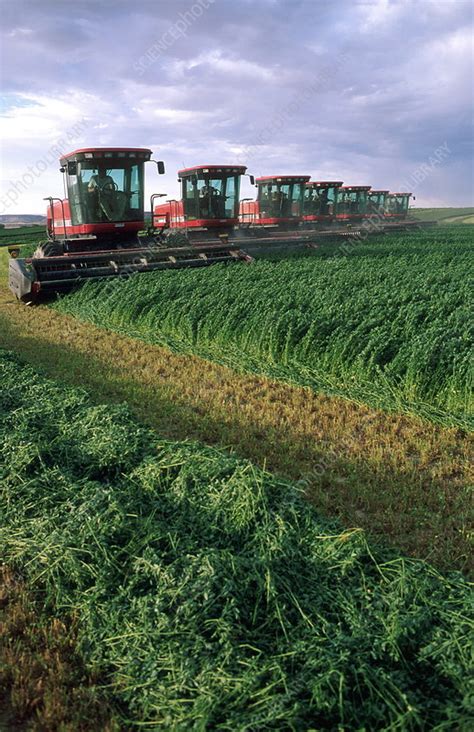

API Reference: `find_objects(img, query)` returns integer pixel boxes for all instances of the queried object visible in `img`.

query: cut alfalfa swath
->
[1,350,472,729]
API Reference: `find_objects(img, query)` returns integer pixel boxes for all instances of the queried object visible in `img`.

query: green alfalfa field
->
[53,226,473,429]
[0,223,473,729]
[411,207,474,224]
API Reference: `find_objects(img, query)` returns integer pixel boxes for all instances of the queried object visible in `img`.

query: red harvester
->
[9,149,252,303]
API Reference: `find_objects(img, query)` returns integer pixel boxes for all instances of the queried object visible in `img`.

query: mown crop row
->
[0,349,472,729]
[54,227,474,428]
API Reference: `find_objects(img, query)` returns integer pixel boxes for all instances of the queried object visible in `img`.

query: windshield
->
[386,195,409,214]
[367,192,386,213]
[337,190,368,215]
[304,186,338,216]
[258,182,306,218]
[182,174,241,220]
[67,159,144,224]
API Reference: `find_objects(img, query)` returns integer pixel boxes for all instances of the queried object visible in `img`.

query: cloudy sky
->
[0,0,472,214]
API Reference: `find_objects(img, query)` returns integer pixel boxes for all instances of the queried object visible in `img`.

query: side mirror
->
[59,166,66,173]
[156,161,165,175]
[249,175,255,185]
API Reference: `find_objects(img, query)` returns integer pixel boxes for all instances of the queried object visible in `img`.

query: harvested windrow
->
[1,350,472,729]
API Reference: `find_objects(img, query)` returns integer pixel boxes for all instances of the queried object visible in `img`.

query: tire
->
[35,241,64,258]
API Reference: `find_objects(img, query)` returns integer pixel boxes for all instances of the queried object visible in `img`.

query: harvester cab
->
[9,149,251,304]
[303,181,343,224]
[48,148,160,249]
[385,193,412,219]
[153,165,253,242]
[336,186,371,223]
[240,176,310,229]
[367,190,389,216]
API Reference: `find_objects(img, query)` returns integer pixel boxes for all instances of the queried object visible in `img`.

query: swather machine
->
[239,175,310,231]
[153,164,253,241]
[302,181,343,226]
[155,168,320,248]
[9,149,251,303]
[335,186,372,224]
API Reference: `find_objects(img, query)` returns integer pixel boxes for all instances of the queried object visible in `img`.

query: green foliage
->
[54,226,474,428]
[0,350,472,729]
[411,208,474,223]
[0,224,45,247]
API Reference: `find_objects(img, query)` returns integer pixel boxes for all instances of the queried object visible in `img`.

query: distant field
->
[411,207,474,223]
[0,224,45,246]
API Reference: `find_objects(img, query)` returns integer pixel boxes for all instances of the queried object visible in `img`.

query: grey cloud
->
[0,0,473,206]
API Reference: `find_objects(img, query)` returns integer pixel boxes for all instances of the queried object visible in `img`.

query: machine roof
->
[388,192,412,196]
[369,190,389,194]
[339,186,371,191]
[256,175,311,183]
[178,165,247,175]
[306,181,343,187]
[60,147,153,164]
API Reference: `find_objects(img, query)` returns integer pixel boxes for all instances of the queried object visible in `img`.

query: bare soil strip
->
[0,566,119,731]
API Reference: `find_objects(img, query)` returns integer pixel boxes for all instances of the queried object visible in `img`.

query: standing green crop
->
[54,226,474,428]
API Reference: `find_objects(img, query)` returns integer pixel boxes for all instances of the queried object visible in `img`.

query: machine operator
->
[87,166,118,221]
[88,167,116,193]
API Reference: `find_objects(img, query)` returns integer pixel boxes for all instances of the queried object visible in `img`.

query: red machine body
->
[154,165,247,232]
[240,175,311,227]
[335,186,372,222]
[47,198,145,240]
[302,181,343,224]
